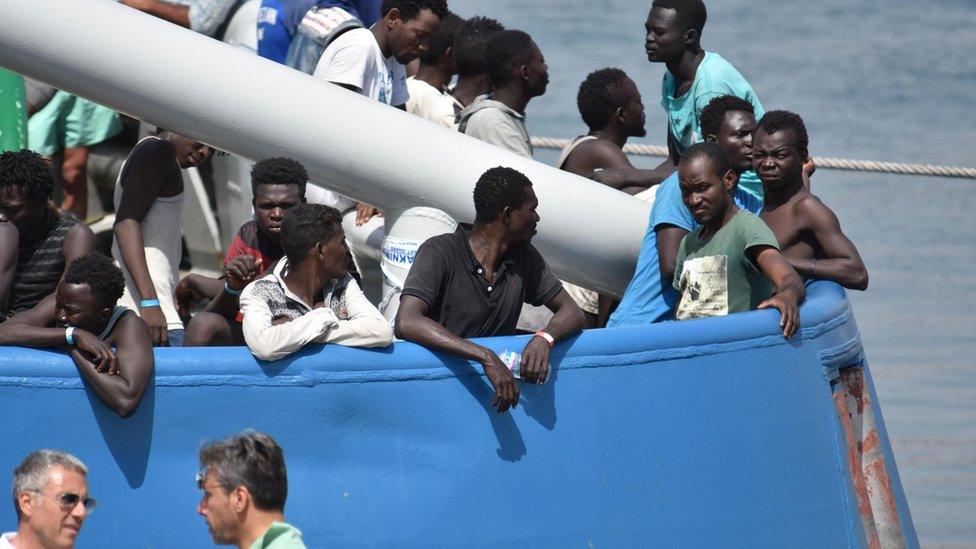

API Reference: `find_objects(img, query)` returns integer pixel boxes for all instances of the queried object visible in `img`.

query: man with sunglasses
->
[3,450,94,549]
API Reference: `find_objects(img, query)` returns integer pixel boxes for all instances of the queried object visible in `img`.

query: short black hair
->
[680,142,734,180]
[757,110,810,158]
[419,12,463,64]
[473,167,532,224]
[63,253,125,307]
[250,157,307,198]
[280,203,343,264]
[380,0,448,21]
[577,68,632,131]
[485,30,534,87]
[651,0,707,35]
[454,16,505,77]
[699,95,755,139]
[199,431,287,512]
[0,149,55,204]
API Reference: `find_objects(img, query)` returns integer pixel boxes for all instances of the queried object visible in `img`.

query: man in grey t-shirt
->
[457,30,549,158]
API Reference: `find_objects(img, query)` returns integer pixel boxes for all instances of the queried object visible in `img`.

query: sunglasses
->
[35,490,97,513]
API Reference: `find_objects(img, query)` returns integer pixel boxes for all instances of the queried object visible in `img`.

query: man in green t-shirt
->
[672,142,805,338]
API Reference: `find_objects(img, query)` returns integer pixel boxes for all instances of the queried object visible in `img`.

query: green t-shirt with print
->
[673,209,780,319]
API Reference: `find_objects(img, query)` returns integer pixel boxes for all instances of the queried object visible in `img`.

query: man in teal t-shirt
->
[672,142,804,339]
[643,0,765,200]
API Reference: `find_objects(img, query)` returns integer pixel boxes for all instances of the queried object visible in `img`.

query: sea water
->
[449,0,976,545]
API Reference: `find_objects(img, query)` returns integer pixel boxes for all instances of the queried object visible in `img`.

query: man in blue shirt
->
[609,95,762,327]
[595,0,765,200]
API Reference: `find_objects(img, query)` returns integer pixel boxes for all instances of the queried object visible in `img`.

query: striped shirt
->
[7,213,76,316]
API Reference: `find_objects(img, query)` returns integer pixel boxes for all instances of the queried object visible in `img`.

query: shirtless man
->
[560,68,651,196]
[754,111,868,290]
[0,253,154,418]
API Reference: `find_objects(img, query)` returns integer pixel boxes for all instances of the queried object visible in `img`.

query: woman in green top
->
[672,143,805,338]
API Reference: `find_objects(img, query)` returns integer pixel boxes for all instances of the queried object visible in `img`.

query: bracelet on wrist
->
[65,327,75,346]
[139,298,161,308]
[223,281,242,296]
[533,330,555,348]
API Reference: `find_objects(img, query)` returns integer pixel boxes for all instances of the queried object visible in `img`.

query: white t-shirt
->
[405,77,457,129]
[0,532,17,549]
[313,28,409,106]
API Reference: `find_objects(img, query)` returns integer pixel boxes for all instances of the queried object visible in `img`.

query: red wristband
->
[533,331,555,348]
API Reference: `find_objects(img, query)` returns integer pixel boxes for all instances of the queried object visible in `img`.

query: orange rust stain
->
[865,459,901,522]
[862,429,881,454]
[833,391,873,520]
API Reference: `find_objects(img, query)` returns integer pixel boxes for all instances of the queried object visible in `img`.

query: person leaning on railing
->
[395,167,584,414]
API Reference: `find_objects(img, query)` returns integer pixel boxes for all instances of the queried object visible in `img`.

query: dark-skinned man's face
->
[507,186,540,243]
[0,185,46,233]
[55,282,111,334]
[644,7,687,63]
[252,184,303,244]
[710,110,757,174]
[679,156,736,225]
[753,127,804,189]
[524,41,550,97]
[620,77,647,138]
[318,225,350,280]
[388,8,441,64]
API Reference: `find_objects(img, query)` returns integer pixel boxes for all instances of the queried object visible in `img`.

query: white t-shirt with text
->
[313,28,409,106]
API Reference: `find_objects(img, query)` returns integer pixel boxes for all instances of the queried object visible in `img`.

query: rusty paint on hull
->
[834,366,907,549]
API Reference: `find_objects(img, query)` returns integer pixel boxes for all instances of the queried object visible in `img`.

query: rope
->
[531,137,976,180]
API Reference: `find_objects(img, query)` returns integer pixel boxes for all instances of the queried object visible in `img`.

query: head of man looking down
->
[313,0,448,108]
[238,204,392,361]
[0,253,153,418]
[396,167,584,414]
[197,431,305,549]
[754,110,869,290]
[0,150,96,322]
[673,143,805,338]
[3,450,94,549]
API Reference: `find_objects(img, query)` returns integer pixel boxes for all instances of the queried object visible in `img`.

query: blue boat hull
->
[0,281,917,547]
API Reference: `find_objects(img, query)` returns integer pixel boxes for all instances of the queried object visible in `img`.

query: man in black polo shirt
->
[395,167,584,413]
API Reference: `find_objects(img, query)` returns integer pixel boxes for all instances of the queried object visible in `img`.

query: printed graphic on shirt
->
[676,255,729,320]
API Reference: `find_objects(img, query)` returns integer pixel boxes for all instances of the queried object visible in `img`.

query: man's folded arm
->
[239,287,337,361]
[316,279,393,348]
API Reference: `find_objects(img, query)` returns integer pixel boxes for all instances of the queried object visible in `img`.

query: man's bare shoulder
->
[571,138,632,170]
[113,311,152,345]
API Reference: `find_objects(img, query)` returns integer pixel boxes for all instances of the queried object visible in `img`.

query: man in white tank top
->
[112,129,212,347]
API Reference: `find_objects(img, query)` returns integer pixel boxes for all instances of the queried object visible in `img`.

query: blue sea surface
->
[450,0,976,545]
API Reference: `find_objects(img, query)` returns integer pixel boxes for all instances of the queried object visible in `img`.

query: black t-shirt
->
[401,225,563,338]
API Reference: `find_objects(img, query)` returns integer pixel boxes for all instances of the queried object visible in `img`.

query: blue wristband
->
[139,299,161,308]
[65,327,75,346]
[223,282,242,296]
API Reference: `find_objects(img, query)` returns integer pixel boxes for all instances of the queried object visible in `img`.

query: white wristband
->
[65,327,75,346]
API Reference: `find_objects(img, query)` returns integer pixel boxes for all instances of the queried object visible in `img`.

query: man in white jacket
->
[239,203,392,361]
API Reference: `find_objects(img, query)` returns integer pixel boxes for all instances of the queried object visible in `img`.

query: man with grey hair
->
[3,450,94,549]
[196,431,305,548]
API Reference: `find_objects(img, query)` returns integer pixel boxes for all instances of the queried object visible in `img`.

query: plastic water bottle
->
[499,350,522,379]
[499,350,549,383]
